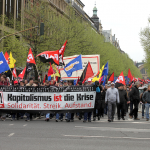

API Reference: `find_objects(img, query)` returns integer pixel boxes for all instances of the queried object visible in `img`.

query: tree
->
[0,0,142,79]
[140,17,150,76]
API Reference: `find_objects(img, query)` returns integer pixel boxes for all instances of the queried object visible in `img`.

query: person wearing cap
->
[63,80,68,86]
[129,81,141,120]
[105,82,120,122]
[14,80,19,86]
[88,79,92,85]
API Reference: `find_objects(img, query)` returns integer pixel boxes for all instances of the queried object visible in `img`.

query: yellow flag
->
[92,65,104,82]
[51,64,60,77]
[99,65,104,78]
[9,52,16,68]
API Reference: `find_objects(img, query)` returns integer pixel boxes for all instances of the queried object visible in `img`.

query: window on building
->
[140,68,145,74]
[5,0,14,27]
[16,0,21,19]
[0,0,3,16]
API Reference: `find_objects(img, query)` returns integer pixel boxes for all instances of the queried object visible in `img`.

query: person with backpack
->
[93,81,102,121]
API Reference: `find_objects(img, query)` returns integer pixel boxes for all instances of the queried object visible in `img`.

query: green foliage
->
[140,18,150,76]
[2,36,28,67]
[0,1,142,78]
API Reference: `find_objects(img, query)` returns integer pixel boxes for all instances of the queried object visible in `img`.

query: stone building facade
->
[136,62,149,79]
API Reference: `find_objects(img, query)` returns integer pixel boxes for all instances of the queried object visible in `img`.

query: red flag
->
[18,67,26,79]
[36,50,59,65]
[12,68,17,78]
[132,75,135,81]
[4,52,9,64]
[76,76,80,85]
[99,76,104,83]
[116,71,126,85]
[59,40,67,65]
[82,62,94,83]
[127,69,133,81]
[48,63,54,76]
[59,40,67,56]
[27,48,36,64]
[108,72,114,82]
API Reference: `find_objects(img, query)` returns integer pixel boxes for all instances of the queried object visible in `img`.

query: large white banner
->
[0,86,96,111]
[60,55,100,80]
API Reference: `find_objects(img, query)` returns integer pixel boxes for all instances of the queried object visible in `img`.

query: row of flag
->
[0,38,147,85]
[0,40,68,80]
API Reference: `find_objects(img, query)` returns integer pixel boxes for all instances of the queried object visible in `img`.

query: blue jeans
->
[145,103,150,119]
[12,113,16,119]
[104,104,108,115]
[142,103,145,117]
[46,113,50,119]
[56,113,63,120]
[84,112,92,121]
[67,113,71,120]
[25,113,30,120]
[65,113,68,119]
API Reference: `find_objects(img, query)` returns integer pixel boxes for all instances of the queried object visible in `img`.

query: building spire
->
[93,2,97,16]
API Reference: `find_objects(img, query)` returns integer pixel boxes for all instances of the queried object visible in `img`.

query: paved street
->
[0,112,150,150]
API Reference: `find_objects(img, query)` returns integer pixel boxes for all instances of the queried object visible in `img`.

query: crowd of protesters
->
[0,74,150,123]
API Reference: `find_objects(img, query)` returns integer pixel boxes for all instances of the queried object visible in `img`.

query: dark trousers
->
[129,100,139,119]
[99,101,105,117]
[84,112,92,121]
[71,113,74,120]
[93,101,101,118]
[130,101,134,113]
[117,103,125,119]
[93,107,99,118]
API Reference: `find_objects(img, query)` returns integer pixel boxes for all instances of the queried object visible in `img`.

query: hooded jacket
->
[105,87,120,103]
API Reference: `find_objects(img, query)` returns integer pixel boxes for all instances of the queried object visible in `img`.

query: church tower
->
[91,4,99,31]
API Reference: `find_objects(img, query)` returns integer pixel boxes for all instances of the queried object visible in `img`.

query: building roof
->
[76,0,85,7]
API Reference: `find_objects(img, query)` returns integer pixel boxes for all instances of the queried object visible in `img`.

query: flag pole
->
[35,64,41,82]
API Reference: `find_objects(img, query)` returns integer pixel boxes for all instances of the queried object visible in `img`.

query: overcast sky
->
[81,0,150,62]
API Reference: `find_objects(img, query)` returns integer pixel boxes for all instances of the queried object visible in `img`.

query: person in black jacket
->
[93,81,102,121]
[129,81,141,120]
[99,85,106,118]
[140,88,147,118]
[117,85,128,120]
